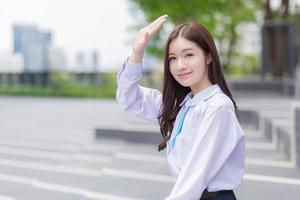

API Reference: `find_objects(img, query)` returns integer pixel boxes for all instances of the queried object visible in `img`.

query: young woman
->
[116,15,245,200]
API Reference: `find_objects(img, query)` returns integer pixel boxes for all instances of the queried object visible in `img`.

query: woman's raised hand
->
[129,14,168,63]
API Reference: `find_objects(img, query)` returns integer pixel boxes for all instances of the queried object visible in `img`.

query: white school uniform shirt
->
[116,59,245,200]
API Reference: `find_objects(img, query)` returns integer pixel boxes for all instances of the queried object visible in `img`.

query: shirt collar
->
[179,84,222,107]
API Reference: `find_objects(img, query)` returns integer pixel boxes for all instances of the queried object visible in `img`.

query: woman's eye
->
[169,57,176,62]
[185,54,193,58]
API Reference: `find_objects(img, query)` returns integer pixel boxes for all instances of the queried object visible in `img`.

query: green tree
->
[260,0,292,77]
[128,0,260,72]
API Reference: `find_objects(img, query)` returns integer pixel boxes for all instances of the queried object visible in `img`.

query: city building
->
[92,50,100,72]
[13,24,52,73]
[0,52,24,73]
[48,46,67,72]
[74,50,101,72]
[75,51,86,72]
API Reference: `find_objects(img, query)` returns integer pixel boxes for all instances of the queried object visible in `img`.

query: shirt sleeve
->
[165,105,244,200]
[116,58,162,124]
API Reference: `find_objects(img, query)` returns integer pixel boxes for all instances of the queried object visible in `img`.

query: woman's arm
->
[116,59,162,124]
[116,15,168,124]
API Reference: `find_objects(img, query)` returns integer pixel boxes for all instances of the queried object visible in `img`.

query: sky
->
[0,0,136,71]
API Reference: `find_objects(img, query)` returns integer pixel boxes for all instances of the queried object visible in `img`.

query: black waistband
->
[200,189,233,200]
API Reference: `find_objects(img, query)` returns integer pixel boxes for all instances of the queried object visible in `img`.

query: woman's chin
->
[178,81,192,87]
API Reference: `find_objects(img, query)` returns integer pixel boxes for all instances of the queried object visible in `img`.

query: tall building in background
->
[0,52,24,73]
[92,50,100,72]
[74,50,102,72]
[75,51,86,72]
[48,46,67,72]
[13,25,52,73]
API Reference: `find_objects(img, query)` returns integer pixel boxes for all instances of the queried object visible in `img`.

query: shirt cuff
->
[124,60,143,75]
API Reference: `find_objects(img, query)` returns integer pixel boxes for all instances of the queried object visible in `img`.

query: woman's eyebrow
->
[169,48,194,55]
[182,48,194,52]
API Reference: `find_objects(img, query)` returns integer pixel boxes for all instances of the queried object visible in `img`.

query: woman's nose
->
[176,59,186,71]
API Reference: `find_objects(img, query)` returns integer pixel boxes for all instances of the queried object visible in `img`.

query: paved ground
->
[0,96,300,200]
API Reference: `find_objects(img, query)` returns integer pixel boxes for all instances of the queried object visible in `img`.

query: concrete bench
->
[259,111,291,141]
[239,100,294,162]
[293,101,300,167]
[95,126,161,144]
[272,119,292,159]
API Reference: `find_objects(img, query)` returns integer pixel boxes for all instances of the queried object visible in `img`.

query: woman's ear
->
[206,54,212,65]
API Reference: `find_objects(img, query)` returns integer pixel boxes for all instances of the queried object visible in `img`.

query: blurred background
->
[0,0,299,97]
[0,0,300,199]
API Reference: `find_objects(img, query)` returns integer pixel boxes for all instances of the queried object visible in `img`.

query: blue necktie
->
[168,106,190,153]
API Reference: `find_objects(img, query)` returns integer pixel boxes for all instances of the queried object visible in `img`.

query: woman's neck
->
[190,80,213,97]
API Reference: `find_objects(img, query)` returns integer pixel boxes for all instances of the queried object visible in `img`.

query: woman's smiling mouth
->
[178,72,192,79]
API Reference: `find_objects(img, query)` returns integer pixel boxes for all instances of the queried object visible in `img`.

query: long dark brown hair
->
[157,21,238,152]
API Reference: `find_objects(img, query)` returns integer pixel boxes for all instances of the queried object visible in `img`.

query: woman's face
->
[168,37,212,95]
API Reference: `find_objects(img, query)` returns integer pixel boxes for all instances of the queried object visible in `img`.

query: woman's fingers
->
[148,16,168,36]
[143,30,150,40]
[148,14,168,30]
[141,15,167,42]
[131,14,168,59]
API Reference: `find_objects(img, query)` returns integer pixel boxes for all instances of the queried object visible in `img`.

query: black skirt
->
[199,189,237,200]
